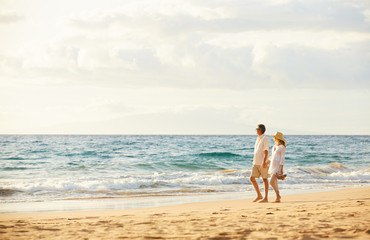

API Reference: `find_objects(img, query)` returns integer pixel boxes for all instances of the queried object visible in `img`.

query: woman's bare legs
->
[270,174,281,202]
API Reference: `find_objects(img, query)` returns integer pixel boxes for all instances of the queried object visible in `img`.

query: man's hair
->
[257,124,266,134]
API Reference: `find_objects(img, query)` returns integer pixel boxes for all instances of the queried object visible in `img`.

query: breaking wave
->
[1,162,369,203]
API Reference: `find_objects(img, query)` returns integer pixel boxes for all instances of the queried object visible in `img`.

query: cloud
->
[66,0,369,32]
[1,0,369,90]
[0,11,24,24]
[260,42,370,88]
[0,54,23,75]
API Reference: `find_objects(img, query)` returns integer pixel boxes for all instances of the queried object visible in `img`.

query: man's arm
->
[263,150,269,168]
[262,137,269,168]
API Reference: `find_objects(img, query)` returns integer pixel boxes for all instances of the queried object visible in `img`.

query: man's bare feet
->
[253,196,263,202]
[273,196,281,203]
[259,198,268,203]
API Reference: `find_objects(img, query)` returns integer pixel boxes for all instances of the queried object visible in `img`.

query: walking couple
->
[250,124,286,203]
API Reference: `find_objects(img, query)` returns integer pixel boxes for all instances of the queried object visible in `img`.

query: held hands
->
[263,160,270,168]
[262,150,269,168]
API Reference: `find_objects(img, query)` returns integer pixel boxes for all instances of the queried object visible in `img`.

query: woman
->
[269,132,286,203]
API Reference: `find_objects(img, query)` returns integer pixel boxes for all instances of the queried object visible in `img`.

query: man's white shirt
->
[253,134,269,165]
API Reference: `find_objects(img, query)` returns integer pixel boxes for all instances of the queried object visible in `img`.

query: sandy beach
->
[0,187,369,240]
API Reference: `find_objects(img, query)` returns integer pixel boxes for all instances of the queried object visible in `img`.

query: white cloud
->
[0,0,370,134]
[1,0,369,90]
[0,11,24,24]
[205,30,370,50]
[260,42,370,88]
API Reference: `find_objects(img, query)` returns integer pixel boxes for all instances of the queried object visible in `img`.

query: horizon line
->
[0,134,369,136]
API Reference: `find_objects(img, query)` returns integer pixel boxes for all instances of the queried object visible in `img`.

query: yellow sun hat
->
[270,132,286,143]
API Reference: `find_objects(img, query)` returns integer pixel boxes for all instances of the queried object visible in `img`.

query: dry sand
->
[0,187,369,239]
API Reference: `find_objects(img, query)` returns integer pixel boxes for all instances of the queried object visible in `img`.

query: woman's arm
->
[279,146,286,174]
[280,146,286,165]
[279,165,284,175]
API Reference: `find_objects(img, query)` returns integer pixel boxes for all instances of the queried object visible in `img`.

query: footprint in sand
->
[357,201,365,206]
[143,236,164,239]
[237,229,253,236]
[278,224,291,227]
[134,222,153,225]
[300,235,317,240]
[151,213,166,216]
[32,226,61,231]
[333,228,346,232]
[318,219,329,223]
[317,224,331,229]
[170,220,184,224]
[190,218,201,221]
[97,220,112,224]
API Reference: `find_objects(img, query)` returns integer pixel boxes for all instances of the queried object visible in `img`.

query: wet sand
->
[1,187,369,239]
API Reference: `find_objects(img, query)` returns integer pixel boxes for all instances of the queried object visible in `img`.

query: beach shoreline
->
[1,186,366,214]
[1,187,369,239]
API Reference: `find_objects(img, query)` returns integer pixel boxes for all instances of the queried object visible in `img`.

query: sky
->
[0,0,369,135]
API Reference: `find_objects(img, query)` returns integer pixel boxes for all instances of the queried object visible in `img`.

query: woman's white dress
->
[269,144,286,175]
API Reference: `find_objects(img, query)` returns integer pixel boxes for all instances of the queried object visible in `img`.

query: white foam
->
[1,164,369,203]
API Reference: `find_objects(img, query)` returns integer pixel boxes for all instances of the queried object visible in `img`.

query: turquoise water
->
[1,135,369,210]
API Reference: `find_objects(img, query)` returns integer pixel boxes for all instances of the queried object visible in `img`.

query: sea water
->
[0,135,369,212]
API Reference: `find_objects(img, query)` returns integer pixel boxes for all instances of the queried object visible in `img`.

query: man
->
[250,124,270,202]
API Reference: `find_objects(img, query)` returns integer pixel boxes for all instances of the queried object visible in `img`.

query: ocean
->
[1,135,369,213]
